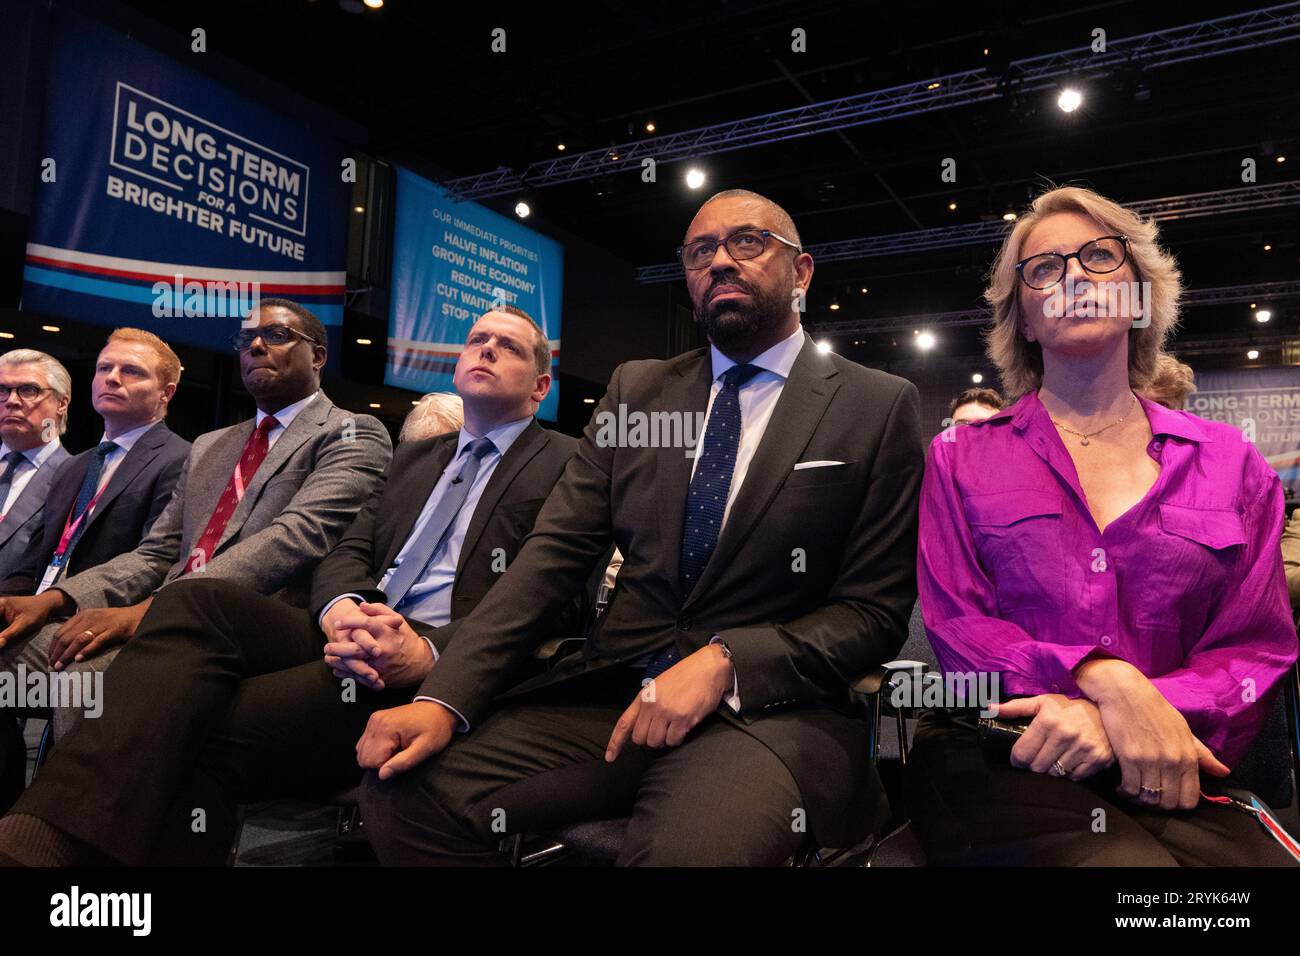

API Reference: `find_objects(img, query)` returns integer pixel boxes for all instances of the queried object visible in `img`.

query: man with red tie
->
[0,299,391,743]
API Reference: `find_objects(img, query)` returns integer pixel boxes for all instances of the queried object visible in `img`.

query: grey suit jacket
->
[0,442,72,582]
[58,393,392,610]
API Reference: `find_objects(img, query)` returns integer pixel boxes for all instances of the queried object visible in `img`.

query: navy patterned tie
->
[0,452,22,514]
[646,363,761,679]
[63,441,118,556]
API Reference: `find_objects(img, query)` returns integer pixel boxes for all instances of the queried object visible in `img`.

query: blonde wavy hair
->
[984,185,1183,399]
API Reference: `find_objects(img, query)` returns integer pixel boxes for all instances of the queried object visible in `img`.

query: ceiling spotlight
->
[353,205,365,214]
[582,397,596,404]
[411,400,420,406]
[685,167,706,190]
[1057,88,1083,113]
[645,122,656,133]
[816,340,832,354]
[948,201,957,211]
[1002,211,1018,222]
[1277,155,1287,164]
[982,48,989,55]
[1247,349,1260,361]
[368,402,381,409]
[926,82,941,91]
[828,299,840,311]
[363,0,384,7]
[557,143,566,151]
[916,331,936,351]
[1256,309,1273,322]
[41,325,60,333]
[860,287,868,294]
[971,372,983,383]
[1263,243,1272,251]
[514,201,531,218]
[355,338,373,345]
[0,333,13,340]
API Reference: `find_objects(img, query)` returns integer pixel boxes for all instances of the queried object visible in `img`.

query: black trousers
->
[15,577,407,865]
[905,711,1300,867]
[360,668,807,867]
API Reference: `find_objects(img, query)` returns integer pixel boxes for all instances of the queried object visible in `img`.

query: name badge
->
[36,562,61,595]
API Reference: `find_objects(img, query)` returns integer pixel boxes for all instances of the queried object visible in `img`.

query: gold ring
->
[82,629,94,639]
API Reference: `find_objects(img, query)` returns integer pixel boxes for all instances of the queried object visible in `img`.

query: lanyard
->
[52,484,109,564]
[1202,790,1300,862]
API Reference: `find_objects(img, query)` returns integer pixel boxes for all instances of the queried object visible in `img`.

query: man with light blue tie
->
[0,307,584,866]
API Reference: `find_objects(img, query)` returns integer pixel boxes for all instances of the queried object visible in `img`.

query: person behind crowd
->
[350,188,924,867]
[1280,509,1300,613]
[949,386,1004,426]
[0,307,584,866]
[1142,353,1197,410]
[400,392,464,442]
[0,351,73,582]
[0,329,191,810]
[911,184,1298,866]
[0,299,391,744]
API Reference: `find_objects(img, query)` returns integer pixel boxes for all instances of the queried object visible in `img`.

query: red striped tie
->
[183,416,278,574]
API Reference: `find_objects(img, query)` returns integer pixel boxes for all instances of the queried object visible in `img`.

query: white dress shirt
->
[93,419,159,498]
[0,437,64,516]
[257,391,320,450]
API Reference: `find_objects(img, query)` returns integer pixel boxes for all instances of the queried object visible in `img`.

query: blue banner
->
[21,14,349,351]
[1187,366,1300,489]
[387,167,563,421]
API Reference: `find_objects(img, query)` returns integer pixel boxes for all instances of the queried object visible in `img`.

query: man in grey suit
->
[0,350,73,583]
[0,299,392,742]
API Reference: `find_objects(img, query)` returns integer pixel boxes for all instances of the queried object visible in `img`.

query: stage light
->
[971,372,983,383]
[368,402,381,409]
[582,397,596,404]
[917,331,936,351]
[1002,211,1017,221]
[363,0,383,8]
[0,333,13,340]
[411,400,419,406]
[1057,88,1082,112]
[41,325,60,333]
[948,201,957,211]
[353,205,365,214]
[926,82,941,91]
[685,167,706,189]
[860,287,868,293]
[1247,349,1260,360]
[816,340,832,354]
[1263,243,1272,251]
[1277,156,1287,164]
[356,338,373,345]
[983,48,989,55]
[645,122,656,133]
[557,143,566,151]
[828,299,840,311]
[515,201,531,218]
[1256,310,1272,323]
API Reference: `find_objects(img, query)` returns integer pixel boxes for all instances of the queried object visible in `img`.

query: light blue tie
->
[382,437,495,608]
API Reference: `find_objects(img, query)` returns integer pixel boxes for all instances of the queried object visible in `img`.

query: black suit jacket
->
[310,419,580,649]
[417,333,926,847]
[1,420,191,596]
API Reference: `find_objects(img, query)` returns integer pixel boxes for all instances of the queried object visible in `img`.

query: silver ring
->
[1051,760,1068,777]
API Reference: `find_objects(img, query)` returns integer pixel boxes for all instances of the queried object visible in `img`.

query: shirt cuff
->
[413,696,469,732]
[319,593,366,632]
[709,635,741,713]
[420,636,440,662]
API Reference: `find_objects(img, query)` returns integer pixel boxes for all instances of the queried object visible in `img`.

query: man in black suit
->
[0,328,189,810]
[0,307,579,866]
[354,189,925,866]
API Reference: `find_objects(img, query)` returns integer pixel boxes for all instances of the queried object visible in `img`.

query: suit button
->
[677,618,691,631]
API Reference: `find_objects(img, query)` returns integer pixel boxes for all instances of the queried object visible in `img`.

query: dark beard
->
[693,277,790,355]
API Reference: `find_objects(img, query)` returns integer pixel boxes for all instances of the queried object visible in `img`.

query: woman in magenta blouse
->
[911,185,1299,866]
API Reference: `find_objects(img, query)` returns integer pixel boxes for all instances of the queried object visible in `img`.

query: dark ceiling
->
[117,0,1300,370]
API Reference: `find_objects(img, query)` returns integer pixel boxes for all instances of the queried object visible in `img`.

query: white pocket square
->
[792,460,845,471]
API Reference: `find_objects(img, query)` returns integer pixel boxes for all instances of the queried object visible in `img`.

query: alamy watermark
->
[888,666,1001,716]
[594,403,707,458]
[0,663,103,718]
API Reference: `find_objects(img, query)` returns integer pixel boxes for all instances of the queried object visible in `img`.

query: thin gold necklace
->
[1049,392,1138,446]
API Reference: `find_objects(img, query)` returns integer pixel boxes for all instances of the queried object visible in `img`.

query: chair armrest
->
[851,660,931,698]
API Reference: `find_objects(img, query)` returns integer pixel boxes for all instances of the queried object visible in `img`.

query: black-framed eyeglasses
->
[1015,235,1129,290]
[677,229,802,271]
[0,383,51,402]
[230,324,320,352]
